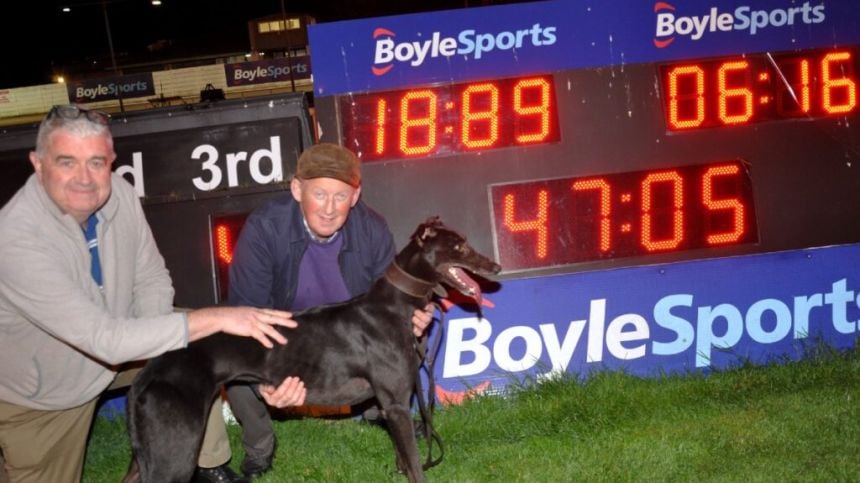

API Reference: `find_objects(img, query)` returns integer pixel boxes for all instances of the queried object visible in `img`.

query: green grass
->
[84,345,860,482]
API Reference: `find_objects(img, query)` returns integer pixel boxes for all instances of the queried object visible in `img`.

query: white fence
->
[0,62,311,126]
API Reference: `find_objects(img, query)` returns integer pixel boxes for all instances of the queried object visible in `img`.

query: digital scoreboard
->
[660,48,857,130]
[311,0,860,280]
[340,74,560,161]
[309,0,860,388]
[490,160,758,271]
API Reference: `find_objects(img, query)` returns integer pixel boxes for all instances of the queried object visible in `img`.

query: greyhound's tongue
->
[449,267,483,305]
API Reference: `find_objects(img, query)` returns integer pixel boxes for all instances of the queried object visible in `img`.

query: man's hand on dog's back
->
[187,306,297,348]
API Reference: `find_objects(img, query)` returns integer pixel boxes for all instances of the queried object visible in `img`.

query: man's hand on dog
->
[412,303,434,337]
[259,376,307,408]
[187,306,297,348]
[252,305,432,409]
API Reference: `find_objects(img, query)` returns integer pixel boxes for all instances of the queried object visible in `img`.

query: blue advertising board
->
[434,243,860,398]
[309,0,860,96]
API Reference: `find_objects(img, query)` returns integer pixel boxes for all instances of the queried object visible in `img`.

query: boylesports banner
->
[309,0,860,96]
[433,243,860,400]
[67,72,155,104]
[224,56,312,87]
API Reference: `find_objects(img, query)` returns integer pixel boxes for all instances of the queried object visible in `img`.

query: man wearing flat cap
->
[221,143,434,481]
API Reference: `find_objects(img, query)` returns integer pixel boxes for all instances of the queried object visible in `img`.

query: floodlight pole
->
[102,0,125,112]
[280,0,297,92]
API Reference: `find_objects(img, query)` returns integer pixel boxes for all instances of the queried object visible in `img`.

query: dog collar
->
[384,263,438,298]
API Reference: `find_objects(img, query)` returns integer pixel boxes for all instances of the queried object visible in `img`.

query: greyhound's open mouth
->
[441,264,484,304]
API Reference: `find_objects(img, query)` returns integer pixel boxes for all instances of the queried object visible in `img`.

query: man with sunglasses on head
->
[0,105,308,483]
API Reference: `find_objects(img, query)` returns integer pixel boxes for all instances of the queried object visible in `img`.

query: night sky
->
[2,0,501,89]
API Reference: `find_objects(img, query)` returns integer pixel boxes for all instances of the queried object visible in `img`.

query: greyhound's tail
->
[124,382,145,483]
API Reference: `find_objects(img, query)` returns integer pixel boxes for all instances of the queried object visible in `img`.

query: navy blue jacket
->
[227,194,395,310]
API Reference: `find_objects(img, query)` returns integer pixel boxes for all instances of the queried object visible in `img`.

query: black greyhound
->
[123,217,501,483]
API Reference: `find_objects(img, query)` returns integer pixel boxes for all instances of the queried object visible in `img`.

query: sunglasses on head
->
[47,105,110,126]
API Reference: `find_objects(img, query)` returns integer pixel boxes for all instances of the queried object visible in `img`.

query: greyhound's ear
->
[419,225,437,243]
[412,217,441,246]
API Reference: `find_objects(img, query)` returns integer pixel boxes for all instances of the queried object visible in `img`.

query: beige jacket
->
[0,173,187,410]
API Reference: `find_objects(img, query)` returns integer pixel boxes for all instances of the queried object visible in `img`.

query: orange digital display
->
[661,48,858,131]
[211,213,248,302]
[340,75,560,161]
[490,161,758,272]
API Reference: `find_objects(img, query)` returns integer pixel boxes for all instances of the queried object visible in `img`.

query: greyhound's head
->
[391,217,501,303]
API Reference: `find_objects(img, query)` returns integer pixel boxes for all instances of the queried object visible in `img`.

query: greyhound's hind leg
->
[129,381,212,482]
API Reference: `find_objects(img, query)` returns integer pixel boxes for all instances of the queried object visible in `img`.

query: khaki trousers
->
[0,367,230,483]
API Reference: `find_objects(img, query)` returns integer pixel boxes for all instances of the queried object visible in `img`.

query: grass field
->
[83,344,860,482]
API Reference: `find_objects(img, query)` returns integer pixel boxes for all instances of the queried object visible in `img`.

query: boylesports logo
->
[372,23,557,76]
[653,1,826,48]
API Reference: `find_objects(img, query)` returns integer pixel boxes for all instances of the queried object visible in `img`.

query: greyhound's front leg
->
[382,403,425,483]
